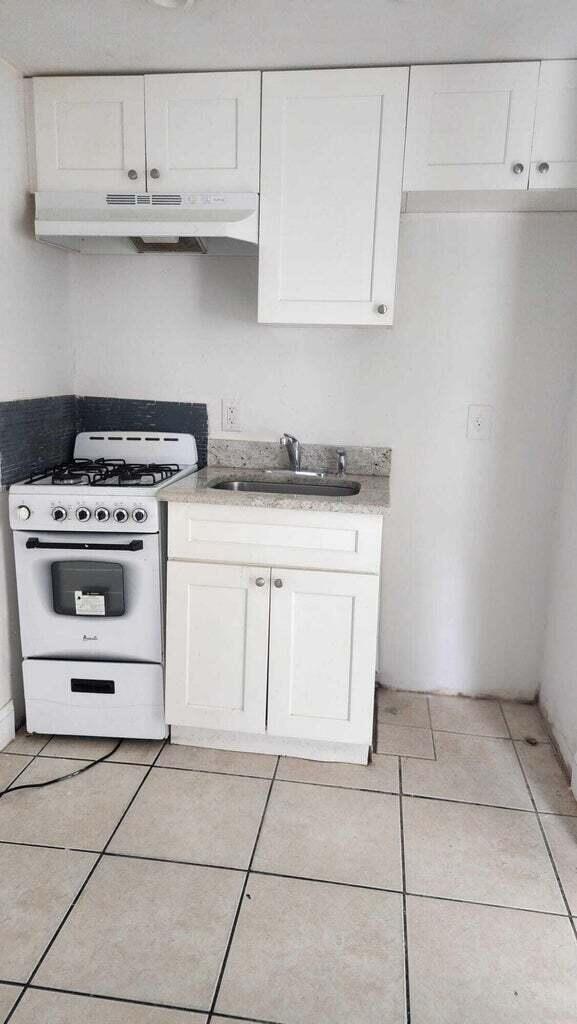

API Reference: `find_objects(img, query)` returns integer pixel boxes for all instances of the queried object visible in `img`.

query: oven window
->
[51,561,125,617]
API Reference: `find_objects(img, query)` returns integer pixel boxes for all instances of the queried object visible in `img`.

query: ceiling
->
[1,0,576,76]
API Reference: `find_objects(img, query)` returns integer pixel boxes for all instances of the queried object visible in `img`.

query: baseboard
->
[0,700,15,751]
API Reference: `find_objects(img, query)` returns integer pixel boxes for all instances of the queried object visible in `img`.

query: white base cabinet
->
[165,506,383,762]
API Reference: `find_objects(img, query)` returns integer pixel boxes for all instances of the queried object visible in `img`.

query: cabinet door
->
[404,63,539,191]
[31,76,146,191]
[267,569,379,745]
[165,561,270,732]
[530,61,577,189]
[258,67,408,325]
[144,72,261,192]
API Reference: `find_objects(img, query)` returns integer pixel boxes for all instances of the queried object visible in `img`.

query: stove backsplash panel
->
[0,396,208,487]
[76,397,208,468]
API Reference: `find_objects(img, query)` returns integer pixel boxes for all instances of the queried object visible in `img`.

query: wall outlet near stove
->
[467,404,494,441]
[222,399,241,432]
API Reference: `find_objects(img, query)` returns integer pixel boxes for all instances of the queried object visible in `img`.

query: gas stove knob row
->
[133,508,148,524]
[76,507,91,522]
[52,507,67,522]
[113,508,129,524]
[95,507,110,523]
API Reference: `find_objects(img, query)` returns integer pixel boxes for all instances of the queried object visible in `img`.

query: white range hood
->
[34,191,259,255]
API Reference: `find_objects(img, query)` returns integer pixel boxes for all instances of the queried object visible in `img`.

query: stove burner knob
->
[16,505,31,521]
[113,508,129,524]
[95,507,110,523]
[132,508,148,524]
[52,507,67,522]
[76,507,91,522]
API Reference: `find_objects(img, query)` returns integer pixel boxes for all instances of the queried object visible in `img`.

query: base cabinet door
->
[165,561,270,732]
[530,61,577,189]
[266,568,379,744]
[404,62,539,191]
[258,67,408,325]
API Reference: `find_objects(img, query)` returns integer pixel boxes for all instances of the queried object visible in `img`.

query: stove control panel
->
[9,495,160,533]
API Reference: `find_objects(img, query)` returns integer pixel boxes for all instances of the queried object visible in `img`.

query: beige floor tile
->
[375,724,435,759]
[216,874,405,1024]
[4,728,50,755]
[276,752,399,792]
[108,738,165,765]
[407,895,577,1024]
[402,733,532,809]
[11,990,207,1023]
[376,688,430,728]
[157,743,277,778]
[0,753,32,790]
[429,695,508,737]
[542,815,577,915]
[403,797,565,913]
[35,856,243,1009]
[0,759,147,850]
[253,781,402,889]
[0,843,96,982]
[109,767,269,868]
[500,702,550,741]
[0,985,21,1022]
[515,741,577,815]
[41,735,164,765]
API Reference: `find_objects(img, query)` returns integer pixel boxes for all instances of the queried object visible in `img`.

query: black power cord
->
[0,738,123,802]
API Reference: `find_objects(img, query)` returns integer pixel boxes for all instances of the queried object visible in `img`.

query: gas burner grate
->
[113,463,181,487]
[24,459,181,487]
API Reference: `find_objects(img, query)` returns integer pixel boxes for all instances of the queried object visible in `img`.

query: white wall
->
[0,59,73,722]
[540,376,577,773]
[71,212,577,701]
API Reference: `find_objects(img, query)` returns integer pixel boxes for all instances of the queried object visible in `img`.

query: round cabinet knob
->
[377,304,388,315]
[255,577,266,587]
[273,578,283,589]
[16,505,31,521]
[132,508,148,524]
[95,507,110,523]
[150,168,160,180]
[76,507,91,522]
[113,508,129,524]
[512,162,525,175]
[52,507,67,522]
[538,161,550,174]
[127,169,138,181]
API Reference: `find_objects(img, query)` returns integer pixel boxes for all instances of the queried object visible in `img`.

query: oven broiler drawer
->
[23,660,167,739]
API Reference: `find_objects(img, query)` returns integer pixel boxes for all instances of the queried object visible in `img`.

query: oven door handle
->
[25,538,145,552]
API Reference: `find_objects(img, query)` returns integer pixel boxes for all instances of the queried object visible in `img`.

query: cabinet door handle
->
[150,168,161,180]
[255,577,266,587]
[273,578,283,589]
[512,162,524,175]
[127,169,138,180]
[538,161,550,174]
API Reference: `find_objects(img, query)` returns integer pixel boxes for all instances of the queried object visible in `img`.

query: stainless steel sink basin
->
[210,479,361,497]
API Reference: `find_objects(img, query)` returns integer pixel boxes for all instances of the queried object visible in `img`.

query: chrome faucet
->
[336,448,347,477]
[280,433,301,472]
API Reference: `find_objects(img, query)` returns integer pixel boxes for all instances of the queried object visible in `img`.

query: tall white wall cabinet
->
[257,67,409,326]
[30,71,261,193]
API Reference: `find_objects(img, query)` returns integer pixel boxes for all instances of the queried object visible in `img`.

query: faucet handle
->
[336,448,347,476]
[280,433,298,447]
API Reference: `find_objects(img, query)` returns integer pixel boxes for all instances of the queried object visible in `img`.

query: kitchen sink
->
[210,479,361,497]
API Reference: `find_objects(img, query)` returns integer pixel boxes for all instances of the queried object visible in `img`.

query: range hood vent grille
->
[106,194,183,207]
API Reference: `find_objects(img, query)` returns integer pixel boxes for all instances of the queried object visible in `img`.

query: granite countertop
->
[161,466,390,515]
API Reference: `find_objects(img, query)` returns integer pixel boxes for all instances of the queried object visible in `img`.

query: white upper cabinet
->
[404,62,540,191]
[31,76,146,191]
[530,61,577,189]
[258,67,409,326]
[144,72,261,192]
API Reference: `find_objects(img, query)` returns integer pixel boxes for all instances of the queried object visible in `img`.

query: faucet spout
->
[280,433,301,472]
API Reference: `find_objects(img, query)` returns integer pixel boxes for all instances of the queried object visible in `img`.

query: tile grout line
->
[426,696,437,761]
[398,757,411,1024]
[207,755,281,1024]
[498,701,577,942]
[22,982,208,1017]
[3,737,170,1024]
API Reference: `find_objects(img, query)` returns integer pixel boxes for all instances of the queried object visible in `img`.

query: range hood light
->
[148,0,195,8]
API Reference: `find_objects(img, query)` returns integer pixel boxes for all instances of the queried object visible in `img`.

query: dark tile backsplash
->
[0,395,208,487]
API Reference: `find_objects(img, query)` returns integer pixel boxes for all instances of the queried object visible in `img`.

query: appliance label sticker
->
[74,591,106,616]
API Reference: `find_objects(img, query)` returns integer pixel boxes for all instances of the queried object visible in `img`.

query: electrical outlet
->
[222,399,241,432]
[467,404,494,441]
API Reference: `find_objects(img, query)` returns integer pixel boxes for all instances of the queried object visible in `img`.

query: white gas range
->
[9,431,198,740]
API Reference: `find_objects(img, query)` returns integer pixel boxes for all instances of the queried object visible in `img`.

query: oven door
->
[13,531,163,662]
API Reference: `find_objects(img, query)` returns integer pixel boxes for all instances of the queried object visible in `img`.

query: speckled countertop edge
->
[160,466,389,515]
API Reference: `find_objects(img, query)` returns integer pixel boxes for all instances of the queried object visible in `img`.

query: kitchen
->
[1,1,577,1022]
